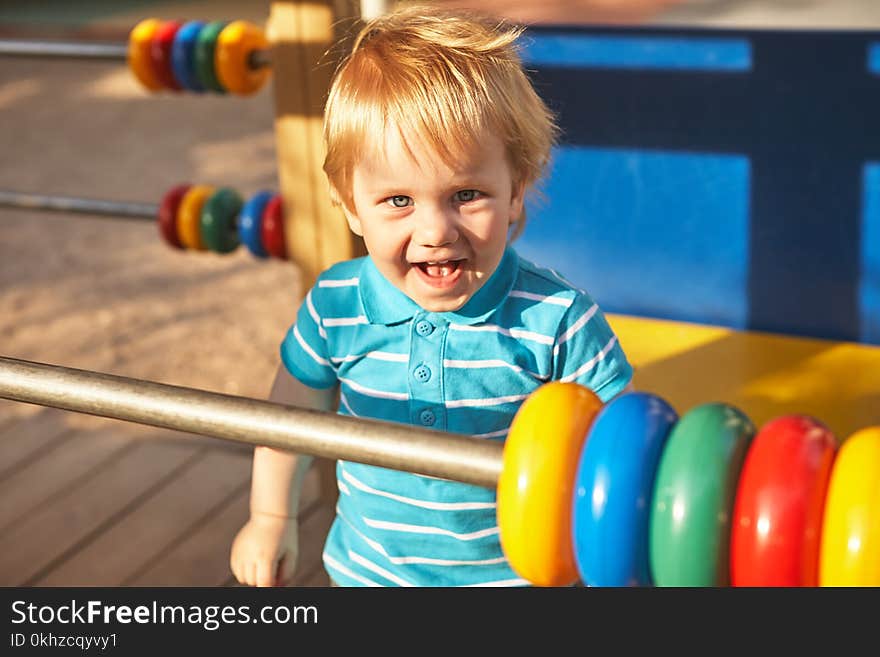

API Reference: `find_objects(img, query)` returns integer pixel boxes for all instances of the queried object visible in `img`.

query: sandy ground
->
[0,53,299,427]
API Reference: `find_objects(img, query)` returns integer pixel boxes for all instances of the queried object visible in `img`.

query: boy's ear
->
[342,205,364,237]
[509,179,526,224]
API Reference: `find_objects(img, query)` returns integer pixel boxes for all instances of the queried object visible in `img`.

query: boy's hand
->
[230,513,299,587]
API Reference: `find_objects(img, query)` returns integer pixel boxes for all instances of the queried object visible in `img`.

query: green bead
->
[194,21,228,93]
[201,187,242,253]
[648,403,755,586]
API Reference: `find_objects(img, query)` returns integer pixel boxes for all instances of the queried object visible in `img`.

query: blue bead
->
[571,392,677,587]
[239,190,274,258]
[171,20,206,92]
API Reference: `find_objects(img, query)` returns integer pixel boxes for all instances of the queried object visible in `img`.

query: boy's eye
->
[455,190,480,202]
[385,195,412,208]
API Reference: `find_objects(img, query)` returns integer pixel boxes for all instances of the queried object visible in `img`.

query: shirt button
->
[413,364,432,383]
[419,409,436,426]
[415,320,434,337]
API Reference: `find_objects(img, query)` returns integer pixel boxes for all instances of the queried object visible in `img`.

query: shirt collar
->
[359,247,520,326]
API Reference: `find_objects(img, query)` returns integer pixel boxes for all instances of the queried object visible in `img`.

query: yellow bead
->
[177,185,214,251]
[497,382,603,586]
[819,426,880,586]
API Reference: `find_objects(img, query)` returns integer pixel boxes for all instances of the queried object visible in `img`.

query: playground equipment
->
[1,2,878,587]
[0,355,877,587]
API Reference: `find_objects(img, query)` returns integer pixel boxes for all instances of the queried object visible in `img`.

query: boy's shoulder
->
[307,256,369,312]
[316,256,369,284]
[513,253,592,303]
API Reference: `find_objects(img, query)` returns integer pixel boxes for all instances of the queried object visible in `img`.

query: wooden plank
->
[300,568,331,587]
[35,448,253,586]
[0,425,135,533]
[0,438,200,585]
[128,459,324,586]
[0,408,73,482]
[283,501,335,586]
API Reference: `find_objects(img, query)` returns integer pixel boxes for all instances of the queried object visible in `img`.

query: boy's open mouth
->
[412,259,465,289]
[415,259,463,278]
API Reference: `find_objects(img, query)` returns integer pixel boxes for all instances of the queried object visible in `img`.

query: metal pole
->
[0,191,157,221]
[0,40,128,60]
[0,356,504,489]
[0,39,270,69]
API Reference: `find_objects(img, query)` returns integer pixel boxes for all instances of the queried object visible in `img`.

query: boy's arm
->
[250,365,338,519]
[231,365,337,587]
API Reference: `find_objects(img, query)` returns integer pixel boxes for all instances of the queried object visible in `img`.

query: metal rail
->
[0,39,271,68]
[0,191,157,221]
[0,356,504,488]
[0,40,128,60]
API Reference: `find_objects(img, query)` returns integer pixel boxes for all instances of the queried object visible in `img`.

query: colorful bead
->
[157,184,191,249]
[239,191,273,258]
[730,415,837,586]
[215,20,271,96]
[497,382,602,587]
[819,426,880,586]
[201,187,243,253]
[261,194,287,259]
[170,20,206,92]
[127,18,165,92]
[177,185,214,250]
[572,392,677,587]
[194,21,229,93]
[149,20,183,91]
[649,403,755,586]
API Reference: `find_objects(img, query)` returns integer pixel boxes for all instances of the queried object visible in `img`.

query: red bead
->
[261,194,287,259]
[150,20,183,91]
[157,183,191,249]
[730,415,837,587]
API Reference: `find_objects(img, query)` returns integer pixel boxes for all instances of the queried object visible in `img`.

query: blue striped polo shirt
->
[280,246,633,586]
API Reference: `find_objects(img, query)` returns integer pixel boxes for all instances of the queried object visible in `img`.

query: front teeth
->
[426,260,449,265]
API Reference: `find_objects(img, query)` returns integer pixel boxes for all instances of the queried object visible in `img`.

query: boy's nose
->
[414,209,459,247]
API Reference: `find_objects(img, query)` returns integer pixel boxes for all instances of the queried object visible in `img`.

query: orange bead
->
[215,21,270,96]
[128,18,165,92]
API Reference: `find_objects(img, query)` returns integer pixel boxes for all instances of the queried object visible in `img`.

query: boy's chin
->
[411,291,470,313]
[404,270,473,312]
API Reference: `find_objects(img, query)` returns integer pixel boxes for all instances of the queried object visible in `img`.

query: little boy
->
[231,4,633,587]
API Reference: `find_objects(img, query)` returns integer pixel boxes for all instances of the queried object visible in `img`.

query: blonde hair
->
[322,4,559,239]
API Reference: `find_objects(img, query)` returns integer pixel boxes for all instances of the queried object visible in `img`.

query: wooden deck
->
[0,401,335,587]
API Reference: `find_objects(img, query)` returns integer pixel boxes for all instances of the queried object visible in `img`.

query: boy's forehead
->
[357,123,502,180]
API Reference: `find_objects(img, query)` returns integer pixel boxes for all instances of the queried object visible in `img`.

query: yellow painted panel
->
[607,314,880,439]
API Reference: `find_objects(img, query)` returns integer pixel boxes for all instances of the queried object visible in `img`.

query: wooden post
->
[267,0,367,293]
[267,1,369,505]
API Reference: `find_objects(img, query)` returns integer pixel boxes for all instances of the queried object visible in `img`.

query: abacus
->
[0,187,288,259]
[1,18,272,96]
[0,356,876,587]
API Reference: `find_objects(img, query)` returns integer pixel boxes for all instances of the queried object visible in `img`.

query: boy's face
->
[344,126,525,312]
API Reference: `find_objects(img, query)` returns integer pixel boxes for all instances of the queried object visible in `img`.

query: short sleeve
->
[551,292,633,402]
[279,287,338,389]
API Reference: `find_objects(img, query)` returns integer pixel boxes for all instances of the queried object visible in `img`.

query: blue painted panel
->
[517,147,751,328]
[868,43,880,74]
[862,164,880,343]
[520,34,752,71]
